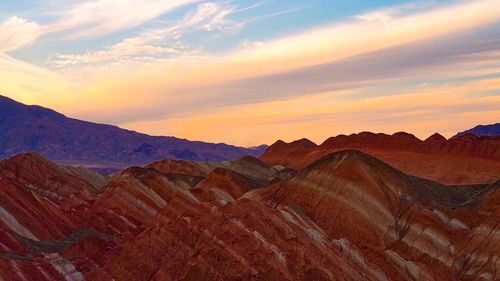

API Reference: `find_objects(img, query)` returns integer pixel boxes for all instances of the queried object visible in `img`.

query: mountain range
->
[453,123,500,138]
[260,132,500,184]
[0,95,266,172]
[0,95,499,280]
[0,149,498,280]
[1,95,497,177]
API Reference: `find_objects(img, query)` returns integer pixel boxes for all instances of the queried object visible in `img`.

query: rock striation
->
[252,150,500,280]
[260,132,500,184]
[0,150,498,280]
[0,153,115,280]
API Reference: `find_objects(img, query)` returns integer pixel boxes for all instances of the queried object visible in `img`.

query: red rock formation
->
[0,153,115,280]
[86,151,499,280]
[252,150,499,280]
[260,139,317,169]
[0,153,103,222]
[194,167,264,202]
[89,167,201,238]
[0,151,498,280]
[260,132,500,184]
[87,194,392,281]
[147,155,297,184]
[145,159,209,177]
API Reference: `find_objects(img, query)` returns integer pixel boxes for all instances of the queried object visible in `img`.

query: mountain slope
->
[0,95,266,169]
[251,150,500,280]
[260,132,500,184]
[0,150,498,280]
[0,153,116,280]
[453,123,500,138]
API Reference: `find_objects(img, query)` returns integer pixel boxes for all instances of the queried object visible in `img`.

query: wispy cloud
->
[245,4,309,24]
[224,0,500,77]
[2,0,500,145]
[194,2,242,31]
[45,0,200,39]
[355,0,434,23]
[49,2,246,67]
[120,77,500,146]
[0,0,199,53]
[0,16,42,51]
[52,0,500,144]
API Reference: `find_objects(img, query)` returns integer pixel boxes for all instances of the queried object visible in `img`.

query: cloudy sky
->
[1,0,499,146]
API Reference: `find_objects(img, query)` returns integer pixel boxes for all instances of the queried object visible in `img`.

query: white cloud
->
[167,2,243,33]
[239,39,263,48]
[2,0,500,146]
[54,0,500,126]
[196,2,241,31]
[45,0,200,39]
[49,2,242,67]
[0,0,199,52]
[356,12,393,23]
[356,1,434,23]
[0,16,42,52]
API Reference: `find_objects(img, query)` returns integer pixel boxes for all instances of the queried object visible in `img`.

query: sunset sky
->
[1,0,499,146]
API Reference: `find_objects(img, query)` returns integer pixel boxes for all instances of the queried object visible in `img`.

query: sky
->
[0,0,499,146]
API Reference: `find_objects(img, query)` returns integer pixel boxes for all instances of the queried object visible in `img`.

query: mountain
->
[0,151,497,280]
[0,153,116,280]
[453,123,500,138]
[250,150,500,281]
[0,95,267,171]
[260,132,500,184]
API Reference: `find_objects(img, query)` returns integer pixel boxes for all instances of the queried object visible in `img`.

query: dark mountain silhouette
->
[0,95,266,170]
[453,123,500,138]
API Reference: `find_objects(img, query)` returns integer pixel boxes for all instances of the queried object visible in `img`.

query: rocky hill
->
[0,151,498,280]
[260,132,500,184]
[453,123,500,138]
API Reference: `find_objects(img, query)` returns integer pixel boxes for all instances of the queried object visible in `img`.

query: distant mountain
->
[453,123,500,138]
[0,95,266,169]
[260,131,500,184]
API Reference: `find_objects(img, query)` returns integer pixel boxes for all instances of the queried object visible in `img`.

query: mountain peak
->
[2,152,64,173]
[425,133,447,142]
[290,138,317,148]
[301,149,384,175]
[392,131,420,141]
[453,123,500,138]
[260,131,500,184]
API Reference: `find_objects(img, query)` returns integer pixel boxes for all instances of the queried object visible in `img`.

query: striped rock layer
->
[260,132,500,184]
[0,150,498,281]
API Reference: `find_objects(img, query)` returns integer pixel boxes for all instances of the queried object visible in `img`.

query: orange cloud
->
[2,0,500,146]
[0,54,71,106]
[120,77,500,146]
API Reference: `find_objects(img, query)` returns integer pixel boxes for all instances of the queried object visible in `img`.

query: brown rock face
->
[0,153,103,221]
[252,150,500,280]
[0,153,115,280]
[0,150,498,281]
[260,132,500,184]
[146,155,297,184]
[194,167,264,202]
[145,159,209,177]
